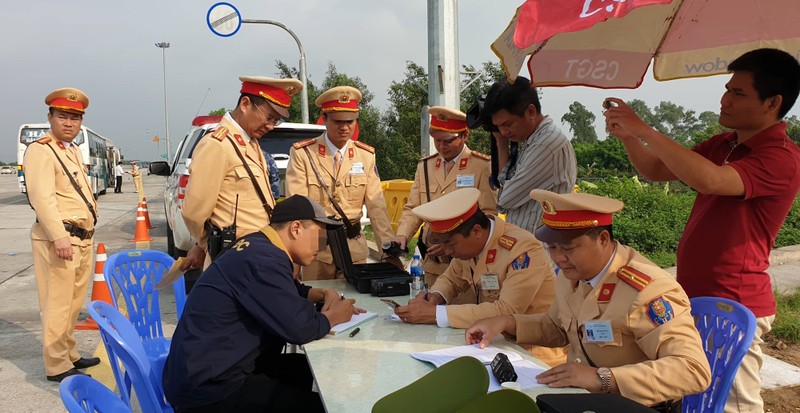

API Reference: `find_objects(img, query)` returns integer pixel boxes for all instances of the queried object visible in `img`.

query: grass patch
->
[771,290,800,343]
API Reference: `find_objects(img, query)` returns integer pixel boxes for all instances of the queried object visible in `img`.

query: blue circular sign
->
[206,2,242,38]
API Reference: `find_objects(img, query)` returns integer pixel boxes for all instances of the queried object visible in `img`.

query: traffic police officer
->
[182,76,302,269]
[286,86,395,280]
[396,188,565,367]
[24,88,100,381]
[129,161,144,200]
[466,190,711,409]
[392,106,497,290]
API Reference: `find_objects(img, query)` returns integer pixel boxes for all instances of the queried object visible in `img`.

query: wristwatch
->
[597,367,612,392]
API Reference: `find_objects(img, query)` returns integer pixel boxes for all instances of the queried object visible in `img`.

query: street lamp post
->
[242,19,309,124]
[155,42,172,163]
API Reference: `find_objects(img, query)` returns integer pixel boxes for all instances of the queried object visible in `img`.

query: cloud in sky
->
[2,1,792,163]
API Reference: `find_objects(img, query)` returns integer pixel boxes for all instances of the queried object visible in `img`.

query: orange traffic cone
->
[76,243,114,330]
[141,197,155,229]
[131,203,153,242]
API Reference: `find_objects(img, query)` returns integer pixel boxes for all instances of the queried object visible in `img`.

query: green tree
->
[274,61,321,124]
[561,101,598,143]
[460,61,506,155]
[208,107,228,116]
[380,61,429,180]
[786,115,800,146]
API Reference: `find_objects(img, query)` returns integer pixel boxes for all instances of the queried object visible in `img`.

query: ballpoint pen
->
[349,327,361,338]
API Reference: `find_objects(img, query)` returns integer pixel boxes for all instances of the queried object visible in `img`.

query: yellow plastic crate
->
[381,179,414,234]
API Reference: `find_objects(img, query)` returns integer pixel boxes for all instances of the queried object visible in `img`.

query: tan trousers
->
[724,314,774,413]
[133,176,144,201]
[32,238,93,375]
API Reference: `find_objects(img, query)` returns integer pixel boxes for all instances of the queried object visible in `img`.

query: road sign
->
[161,154,168,159]
[207,2,241,37]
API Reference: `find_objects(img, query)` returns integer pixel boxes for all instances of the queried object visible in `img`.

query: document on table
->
[410,344,546,391]
[328,312,378,335]
[154,257,186,290]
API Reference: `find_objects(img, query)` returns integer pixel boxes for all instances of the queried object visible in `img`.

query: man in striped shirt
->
[483,77,577,233]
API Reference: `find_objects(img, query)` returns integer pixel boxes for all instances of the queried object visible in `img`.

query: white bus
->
[17,123,117,196]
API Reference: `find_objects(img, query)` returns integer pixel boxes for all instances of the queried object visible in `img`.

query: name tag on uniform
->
[584,321,614,343]
[480,273,500,291]
[456,174,475,187]
[350,162,365,175]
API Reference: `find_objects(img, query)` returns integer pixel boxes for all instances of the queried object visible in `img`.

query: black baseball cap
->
[271,195,342,229]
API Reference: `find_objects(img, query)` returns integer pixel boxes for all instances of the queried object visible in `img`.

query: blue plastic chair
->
[683,297,756,413]
[60,374,131,413]
[104,250,186,363]
[88,300,174,413]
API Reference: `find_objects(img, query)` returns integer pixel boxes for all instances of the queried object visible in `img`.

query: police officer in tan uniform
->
[128,161,144,200]
[182,76,302,269]
[286,86,395,280]
[395,188,565,367]
[25,88,101,381]
[466,190,711,410]
[392,106,497,289]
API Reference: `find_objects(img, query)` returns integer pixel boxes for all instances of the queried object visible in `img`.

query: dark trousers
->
[177,354,324,413]
[115,176,122,193]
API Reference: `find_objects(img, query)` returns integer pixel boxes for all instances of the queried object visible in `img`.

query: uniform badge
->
[511,253,530,270]
[435,158,442,169]
[318,144,326,157]
[232,239,250,252]
[57,141,66,150]
[486,249,496,264]
[339,94,350,103]
[541,200,557,215]
[348,147,354,159]
[459,158,468,169]
[597,283,616,302]
[647,297,674,326]
[498,235,517,250]
[234,134,246,146]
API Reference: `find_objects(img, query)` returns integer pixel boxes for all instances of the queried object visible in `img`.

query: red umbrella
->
[493,0,800,88]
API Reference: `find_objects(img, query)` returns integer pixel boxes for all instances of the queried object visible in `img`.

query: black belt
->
[650,399,681,413]
[63,222,94,240]
[346,221,361,239]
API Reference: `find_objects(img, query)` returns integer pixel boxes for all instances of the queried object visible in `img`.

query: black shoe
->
[73,357,101,369]
[47,368,89,382]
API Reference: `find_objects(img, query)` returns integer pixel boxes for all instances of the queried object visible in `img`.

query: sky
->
[2,1,797,163]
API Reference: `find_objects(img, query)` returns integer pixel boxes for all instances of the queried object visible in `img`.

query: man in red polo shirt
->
[604,48,800,413]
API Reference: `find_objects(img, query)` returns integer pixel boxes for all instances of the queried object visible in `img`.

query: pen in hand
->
[349,327,361,338]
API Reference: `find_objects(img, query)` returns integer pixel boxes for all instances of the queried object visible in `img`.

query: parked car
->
[0,166,14,175]
[150,115,325,259]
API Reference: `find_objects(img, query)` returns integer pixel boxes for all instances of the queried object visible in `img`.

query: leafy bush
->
[580,177,694,267]
[771,290,800,343]
[776,195,800,248]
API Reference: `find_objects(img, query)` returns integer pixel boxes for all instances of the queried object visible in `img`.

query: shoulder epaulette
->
[292,138,316,150]
[353,140,375,154]
[36,137,52,145]
[471,151,490,161]
[419,153,438,162]
[210,127,229,141]
[498,235,517,250]
[617,266,652,292]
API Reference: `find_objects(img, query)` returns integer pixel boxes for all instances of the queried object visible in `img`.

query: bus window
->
[19,127,49,144]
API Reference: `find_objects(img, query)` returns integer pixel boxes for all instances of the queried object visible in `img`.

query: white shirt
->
[583,243,618,289]
[224,112,251,143]
[115,164,124,177]
[434,219,496,328]
[324,133,348,160]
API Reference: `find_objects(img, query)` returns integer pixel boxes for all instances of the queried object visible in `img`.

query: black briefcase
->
[536,393,658,413]
[327,226,411,294]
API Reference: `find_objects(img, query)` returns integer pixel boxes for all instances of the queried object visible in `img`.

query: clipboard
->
[155,257,186,290]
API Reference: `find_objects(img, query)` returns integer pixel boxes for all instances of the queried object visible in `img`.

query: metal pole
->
[242,19,309,124]
[155,42,172,163]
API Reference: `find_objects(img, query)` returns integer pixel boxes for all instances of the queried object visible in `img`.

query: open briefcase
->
[327,226,412,295]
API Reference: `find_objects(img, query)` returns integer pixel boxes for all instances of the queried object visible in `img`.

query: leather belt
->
[63,222,94,240]
[346,221,362,239]
[650,399,681,413]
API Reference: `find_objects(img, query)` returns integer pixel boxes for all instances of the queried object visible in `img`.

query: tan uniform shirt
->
[182,116,275,248]
[286,135,393,264]
[25,133,97,244]
[513,243,711,406]
[396,145,497,276]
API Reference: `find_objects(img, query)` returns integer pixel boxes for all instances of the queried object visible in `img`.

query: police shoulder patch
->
[292,138,316,150]
[647,296,674,326]
[36,137,52,144]
[210,127,229,141]
[498,235,517,250]
[617,266,652,292]
[354,140,375,154]
[471,151,490,161]
[420,153,437,162]
[510,252,530,270]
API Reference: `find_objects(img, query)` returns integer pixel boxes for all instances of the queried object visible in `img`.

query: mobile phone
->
[380,298,401,310]
[603,99,619,109]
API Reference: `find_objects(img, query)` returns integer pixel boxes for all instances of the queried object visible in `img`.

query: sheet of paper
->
[410,344,524,368]
[154,257,186,290]
[328,312,378,335]
[486,359,548,392]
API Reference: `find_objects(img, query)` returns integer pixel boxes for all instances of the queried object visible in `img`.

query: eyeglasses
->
[254,103,284,127]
